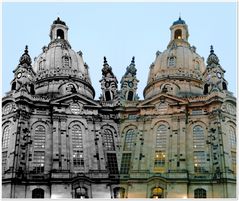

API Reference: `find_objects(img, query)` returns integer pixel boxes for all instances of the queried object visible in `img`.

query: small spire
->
[207,45,219,66]
[24,45,28,53]
[179,12,181,20]
[210,45,214,53]
[103,56,108,65]
[131,56,135,65]
[19,45,32,66]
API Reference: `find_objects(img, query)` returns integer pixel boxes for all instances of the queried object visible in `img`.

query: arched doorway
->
[151,187,164,198]
[32,188,44,198]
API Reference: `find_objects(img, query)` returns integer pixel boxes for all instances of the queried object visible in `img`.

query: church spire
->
[203,46,228,94]
[206,45,220,66]
[99,57,119,104]
[19,45,32,66]
[11,46,35,94]
[120,57,139,102]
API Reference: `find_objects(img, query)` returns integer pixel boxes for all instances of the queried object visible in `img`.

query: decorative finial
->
[131,56,135,64]
[103,56,108,65]
[25,45,28,53]
[207,45,219,66]
[210,45,214,53]
[19,45,32,66]
[179,12,181,20]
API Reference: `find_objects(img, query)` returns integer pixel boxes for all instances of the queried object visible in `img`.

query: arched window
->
[75,187,88,198]
[32,188,44,198]
[103,129,115,150]
[194,188,206,198]
[2,126,10,149]
[57,29,64,39]
[39,61,43,71]
[124,129,135,151]
[193,126,205,149]
[32,125,46,173]
[30,84,35,95]
[168,57,176,67]
[72,125,84,169]
[113,187,125,198]
[195,61,200,70]
[63,56,70,67]
[154,125,167,169]
[222,82,227,90]
[174,29,182,39]
[203,84,209,95]
[151,187,164,198]
[34,125,46,149]
[105,91,112,101]
[127,91,134,101]
[156,125,167,149]
[11,82,16,90]
[229,126,236,148]
[193,125,207,173]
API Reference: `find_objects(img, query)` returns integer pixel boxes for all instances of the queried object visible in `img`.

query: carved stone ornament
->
[155,102,168,114]
[3,103,12,115]
[221,102,236,115]
[70,102,82,115]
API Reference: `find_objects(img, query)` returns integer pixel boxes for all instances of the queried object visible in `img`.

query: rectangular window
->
[154,151,166,167]
[33,151,45,173]
[120,153,131,174]
[107,153,119,174]
[192,109,202,115]
[231,151,236,174]
[194,151,207,173]
[73,150,84,168]
[2,151,7,173]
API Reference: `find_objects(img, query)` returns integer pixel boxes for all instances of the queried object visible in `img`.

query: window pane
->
[2,126,10,149]
[72,125,84,169]
[229,126,236,148]
[107,153,118,174]
[231,151,236,174]
[154,151,166,167]
[33,151,45,173]
[120,153,131,174]
[156,125,167,149]
[103,129,115,151]
[193,126,205,149]
[2,151,7,173]
[124,130,135,151]
[194,151,207,173]
[34,126,46,149]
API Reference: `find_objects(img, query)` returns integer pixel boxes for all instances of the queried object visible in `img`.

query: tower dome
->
[33,17,94,99]
[144,17,206,99]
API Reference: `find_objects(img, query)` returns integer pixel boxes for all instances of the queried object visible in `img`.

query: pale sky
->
[2,2,237,99]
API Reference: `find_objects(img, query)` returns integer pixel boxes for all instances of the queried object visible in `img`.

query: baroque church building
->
[2,17,236,198]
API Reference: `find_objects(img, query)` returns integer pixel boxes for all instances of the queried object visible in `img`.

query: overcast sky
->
[2,2,237,99]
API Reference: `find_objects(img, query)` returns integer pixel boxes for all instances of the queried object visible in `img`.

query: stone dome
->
[33,18,94,99]
[172,17,186,25]
[144,18,206,99]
